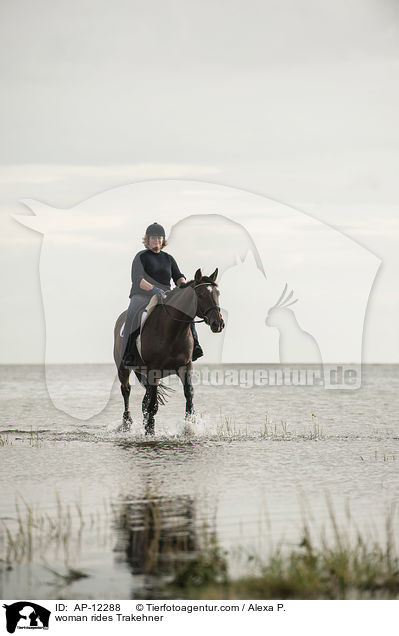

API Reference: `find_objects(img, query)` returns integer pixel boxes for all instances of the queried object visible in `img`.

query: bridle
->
[160,282,222,325]
[193,282,222,324]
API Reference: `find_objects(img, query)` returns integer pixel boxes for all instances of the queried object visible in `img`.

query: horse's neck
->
[163,287,197,326]
[156,304,192,336]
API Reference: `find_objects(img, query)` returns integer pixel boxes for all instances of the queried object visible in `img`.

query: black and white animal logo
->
[2,602,50,633]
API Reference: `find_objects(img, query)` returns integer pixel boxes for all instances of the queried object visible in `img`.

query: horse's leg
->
[180,365,194,418]
[142,384,159,436]
[142,387,150,419]
[118,363,133,430]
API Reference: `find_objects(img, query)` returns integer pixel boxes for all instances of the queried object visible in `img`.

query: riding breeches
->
[121,292,151,357]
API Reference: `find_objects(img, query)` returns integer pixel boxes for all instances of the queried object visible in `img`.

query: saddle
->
[121,294,161,361]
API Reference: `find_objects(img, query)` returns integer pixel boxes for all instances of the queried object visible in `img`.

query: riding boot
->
[190,322,203,361]
[122,330,139,366]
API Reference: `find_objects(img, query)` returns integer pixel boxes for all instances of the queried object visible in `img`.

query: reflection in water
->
[113,493,198,585]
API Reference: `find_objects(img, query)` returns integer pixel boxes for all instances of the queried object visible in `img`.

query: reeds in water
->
[169,502,399,599]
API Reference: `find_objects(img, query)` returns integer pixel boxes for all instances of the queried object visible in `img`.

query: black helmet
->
[145,222,165,237]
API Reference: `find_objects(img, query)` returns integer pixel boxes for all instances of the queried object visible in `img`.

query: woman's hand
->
[139,278,154,291]
[151,286,165,297]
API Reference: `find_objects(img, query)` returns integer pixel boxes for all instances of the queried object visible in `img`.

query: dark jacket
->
[129,249,185,298]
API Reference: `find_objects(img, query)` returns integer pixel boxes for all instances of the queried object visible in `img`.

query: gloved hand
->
[151,286,165,297]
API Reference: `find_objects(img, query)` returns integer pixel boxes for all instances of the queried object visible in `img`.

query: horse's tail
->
[134,369,175,406]
[157,382,175,406]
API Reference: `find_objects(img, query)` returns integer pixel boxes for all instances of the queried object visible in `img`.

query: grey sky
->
[1,0,398,164]
[0,0,398,363]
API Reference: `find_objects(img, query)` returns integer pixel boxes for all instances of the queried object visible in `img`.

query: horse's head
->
[193,268,225,333]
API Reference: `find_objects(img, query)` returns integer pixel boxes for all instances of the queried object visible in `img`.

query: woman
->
[122,222,203,365]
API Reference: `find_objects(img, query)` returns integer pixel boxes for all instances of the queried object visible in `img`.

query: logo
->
[2,603,50,633]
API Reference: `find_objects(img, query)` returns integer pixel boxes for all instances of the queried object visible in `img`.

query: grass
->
[2,490,399,599]
[0,433,11,446]
[44,565,89,585]
[262,413,324,440]
[173,537,399,600]
[110,488,399,600]
[169,530,228,589]
[1,494,78,565]
[168,505,399,600]
[28,427,42,447]
[0,427,42,447]
[215,412,324,440]
[217,413,240,436]
[0,492,112,574]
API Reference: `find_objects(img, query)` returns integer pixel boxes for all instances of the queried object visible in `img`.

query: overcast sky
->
[1,0,398,363]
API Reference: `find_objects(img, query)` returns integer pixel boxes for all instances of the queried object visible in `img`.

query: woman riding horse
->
[115,221,224,434]
[122,222,203,366]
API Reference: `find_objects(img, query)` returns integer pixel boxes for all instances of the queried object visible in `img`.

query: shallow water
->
[1,364,398,599]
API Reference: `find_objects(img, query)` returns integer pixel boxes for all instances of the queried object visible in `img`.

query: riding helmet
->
[145,222,165,237]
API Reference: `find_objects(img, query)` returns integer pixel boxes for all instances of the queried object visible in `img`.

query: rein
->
[160,282,220,325]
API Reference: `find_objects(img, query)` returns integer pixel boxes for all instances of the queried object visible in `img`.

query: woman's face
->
[148,235,163,252]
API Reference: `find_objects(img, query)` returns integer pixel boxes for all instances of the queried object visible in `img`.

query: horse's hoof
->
[145,424,155,436]
[183,423,194,437]
[117,421,132,432]
[117,413,132,432]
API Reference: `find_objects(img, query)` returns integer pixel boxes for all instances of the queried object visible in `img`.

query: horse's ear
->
[195,268,202,282]
[209,268,218,282]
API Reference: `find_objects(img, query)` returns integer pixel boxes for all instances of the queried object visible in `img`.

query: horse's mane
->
[164,281,192,304]
[178,279,195,288]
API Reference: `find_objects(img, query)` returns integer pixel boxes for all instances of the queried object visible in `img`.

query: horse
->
[113,268,225,435]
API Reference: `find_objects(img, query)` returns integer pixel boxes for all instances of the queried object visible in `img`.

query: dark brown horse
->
[113,268,224,434]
